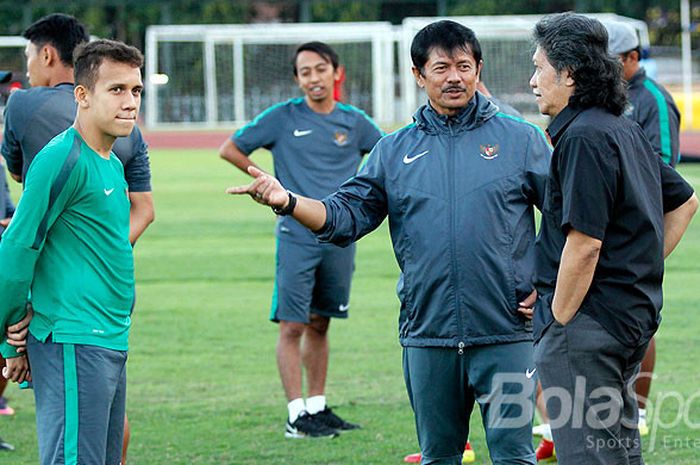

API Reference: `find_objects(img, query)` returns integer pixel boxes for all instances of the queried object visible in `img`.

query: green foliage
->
[0,0,696,51]
[4,150,700,464]
[310,0,381,22]
[201,1,249,24]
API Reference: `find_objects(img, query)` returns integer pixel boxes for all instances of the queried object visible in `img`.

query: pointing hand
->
[226,166,290,209]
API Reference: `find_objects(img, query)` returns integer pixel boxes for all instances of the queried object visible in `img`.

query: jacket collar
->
[413,91,498,135]
[627,68,647,89]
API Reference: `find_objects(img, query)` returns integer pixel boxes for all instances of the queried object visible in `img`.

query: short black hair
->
[74,39,144,90]
[22,13,89,68]
[411,20,482,73]
[533,12,627,115]
[292,42,339,76]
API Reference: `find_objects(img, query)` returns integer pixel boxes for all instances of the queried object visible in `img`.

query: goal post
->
[145,22,396,128]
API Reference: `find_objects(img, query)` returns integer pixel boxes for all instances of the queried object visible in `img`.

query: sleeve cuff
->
[230,137,252,156]
[126,184,152,193]
[0,340,21,359]
[313,201,334,241]
[561,218,606,241]
[664,186,695,213]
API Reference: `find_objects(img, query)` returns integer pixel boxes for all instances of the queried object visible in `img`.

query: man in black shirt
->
[530,13,698,465]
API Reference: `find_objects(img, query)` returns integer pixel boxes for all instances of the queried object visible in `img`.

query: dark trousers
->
[403,342,537,465]
[535,312,648,465]
[27,334,127,465]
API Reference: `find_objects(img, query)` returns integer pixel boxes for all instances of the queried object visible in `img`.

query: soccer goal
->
[146,14,651,129]
[144,22,397,128]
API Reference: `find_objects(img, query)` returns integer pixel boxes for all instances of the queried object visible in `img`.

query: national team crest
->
[479,144,500,160]
[333,130,349,146]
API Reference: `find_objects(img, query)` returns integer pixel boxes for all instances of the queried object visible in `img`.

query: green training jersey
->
[0,126,134,357]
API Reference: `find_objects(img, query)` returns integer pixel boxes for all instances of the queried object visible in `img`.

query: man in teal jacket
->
[228,20,551,465]
[0,39,144,465]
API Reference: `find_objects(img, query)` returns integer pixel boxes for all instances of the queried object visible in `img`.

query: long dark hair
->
[534,12,627,115]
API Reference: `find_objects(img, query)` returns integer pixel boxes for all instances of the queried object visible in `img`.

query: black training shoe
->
[0,436,14,451]
[285,413,339,439]
[311,407,361,431]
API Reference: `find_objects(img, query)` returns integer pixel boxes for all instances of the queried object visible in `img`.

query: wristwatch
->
[271,191,297,216]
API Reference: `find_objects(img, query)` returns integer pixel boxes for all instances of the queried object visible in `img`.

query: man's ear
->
[74,84,89,109]
[564,69,575,88]
[412,66,425,88]
[42,44,59,67]
[631,50,641,63]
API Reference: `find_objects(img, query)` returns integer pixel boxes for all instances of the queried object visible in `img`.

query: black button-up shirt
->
[534,105,694,347]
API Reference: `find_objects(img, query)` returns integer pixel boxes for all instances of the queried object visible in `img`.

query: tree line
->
[0,0,693,52]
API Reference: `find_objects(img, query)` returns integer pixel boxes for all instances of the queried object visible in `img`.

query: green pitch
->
[3,150,700,464]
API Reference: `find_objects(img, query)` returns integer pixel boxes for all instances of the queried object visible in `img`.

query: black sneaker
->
[311,407,361,431]
[285,412,339,439]
[0,437,14,451]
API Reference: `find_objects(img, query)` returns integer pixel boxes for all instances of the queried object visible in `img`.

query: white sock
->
[287,398,306,423]
[542,423,553,441]
[639,408,647,422]
[306,395,327,415]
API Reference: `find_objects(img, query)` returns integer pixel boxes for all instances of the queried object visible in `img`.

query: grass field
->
[2,150,700,464]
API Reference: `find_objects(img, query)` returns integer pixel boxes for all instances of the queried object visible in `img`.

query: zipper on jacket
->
[447,120,466,353]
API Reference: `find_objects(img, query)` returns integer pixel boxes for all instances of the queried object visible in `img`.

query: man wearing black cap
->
[605,20,683,438]
[606,21,681,167]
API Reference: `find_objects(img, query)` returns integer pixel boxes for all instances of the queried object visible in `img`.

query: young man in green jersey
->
[0,39,144,465]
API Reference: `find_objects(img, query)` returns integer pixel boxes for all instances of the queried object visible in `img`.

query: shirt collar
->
[546,105,583,146]
[627,68,647,88]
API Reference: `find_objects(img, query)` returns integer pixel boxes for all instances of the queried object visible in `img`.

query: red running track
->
[679,132,700,160]
[142,129,231,150]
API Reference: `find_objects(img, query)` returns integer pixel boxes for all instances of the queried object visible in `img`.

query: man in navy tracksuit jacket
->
[228,21,551,465]
[0,163,13,238]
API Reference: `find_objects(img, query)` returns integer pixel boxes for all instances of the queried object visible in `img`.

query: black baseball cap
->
[0,71,11,84]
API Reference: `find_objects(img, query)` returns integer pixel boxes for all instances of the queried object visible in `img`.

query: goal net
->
[145,23,396,128]
[401,14,651,122]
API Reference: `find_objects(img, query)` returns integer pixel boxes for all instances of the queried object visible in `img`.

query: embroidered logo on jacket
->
[333,130,349,146]
[479,144,500,160]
